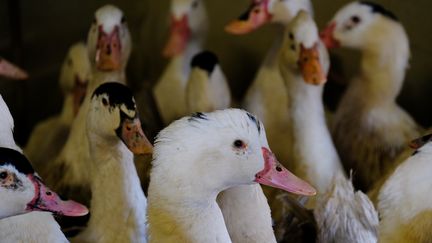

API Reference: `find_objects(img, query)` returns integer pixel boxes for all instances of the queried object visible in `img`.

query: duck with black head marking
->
[321,1,422,193]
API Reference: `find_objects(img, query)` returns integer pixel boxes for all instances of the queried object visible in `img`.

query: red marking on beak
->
[320,22,340,49]
[163,15,191,58]
[26,175,88,217]
[298,43,327,85]
[95,26,122,71]
[0,58,28,80]
[72,75,88,116]
[120,118,153,155]
[255,148,316,196]
[409,134,432,149]
[225,0,272,34]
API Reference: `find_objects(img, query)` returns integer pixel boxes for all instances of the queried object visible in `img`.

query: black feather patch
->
[247,112,261,134]
[92,82,136,111]
[188,112,208,122]
[191,51,219,75]
[0,148,34,175]
[409,133,432,150]
[359,1,398,21]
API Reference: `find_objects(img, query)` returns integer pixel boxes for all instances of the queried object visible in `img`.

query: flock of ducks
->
[0,0,431,242]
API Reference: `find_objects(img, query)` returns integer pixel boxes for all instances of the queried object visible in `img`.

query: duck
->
[320,1,422,191]
[147,109,316,243]
[225,0,313,166]
[377,133,432,242]
[42,4,133,204]
[25,42,91,172]
[0,95,88,242]
[185,50,231,113]
[185,51,276,242]
[152,0,208,125]
[274,11,379,242]
[0,57,28,80]
[72,83,152,243]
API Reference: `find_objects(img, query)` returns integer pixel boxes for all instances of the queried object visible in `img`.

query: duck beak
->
[320,22,340,49]
[255,148,316,196]
[119,118,153,155]
[72,75,88,116]
[163,15,190,58]
[409,134,432,149]
[298,43,327,85]
[0,58,28,80]
[26,175,89,217]
[225,0,272,34]
[95,26,122,71]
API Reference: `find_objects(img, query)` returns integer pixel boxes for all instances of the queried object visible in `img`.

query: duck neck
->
[59,94,75,125]
[263,24,285,67]
[89,67,126,93]
[280,63,342,193]
[86,134,147,240]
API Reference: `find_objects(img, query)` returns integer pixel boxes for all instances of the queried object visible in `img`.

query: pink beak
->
[163,15,191,58]
[255,148,316,196]
[320,22,340,49]
[225,0,272,34]
[119,118,153,155]
[0,58,28,80]
[26,175,89,217]
[95,26,122,71]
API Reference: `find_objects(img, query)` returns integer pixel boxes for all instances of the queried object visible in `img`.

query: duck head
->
[59,42,91,116]
[88,82,153,155]
[225,0,312,34]
[0,148,88,219]
[320,1,401,50]
[280,11,328,85]
[153,109,316,196]
[0,58,28,80]
[163,0,208,57]
[87,5,132,72]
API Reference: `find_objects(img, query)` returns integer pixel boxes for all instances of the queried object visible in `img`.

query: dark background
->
[0,0,431,145]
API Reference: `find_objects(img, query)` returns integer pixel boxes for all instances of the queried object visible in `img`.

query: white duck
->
[0,95,88,243]
[185,51,278,242]
[185,50,231,113]
[225,0,313,166]
[152,0,208,125]
[377,134,432,242]
[147,109,316,243]
[320,1,421,191]
[25,42,91,171]
[72,83,152,243]
[0,58,28,80]
[275,11,379,242]
[42,4,132,204]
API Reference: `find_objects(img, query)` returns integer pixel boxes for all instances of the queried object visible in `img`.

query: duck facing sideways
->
[147,109,316,243]
[25,42,91,172]
[72,83,152,243]
[320,1,422,191]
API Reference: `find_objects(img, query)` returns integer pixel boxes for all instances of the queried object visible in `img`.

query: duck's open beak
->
[72,75,88,116]
[298,43,327,85]
[255,148,316,196]
[95,26,122,71]
[409,134,432,149]
[225,0,272,34]
[163,15,190,58]
[26,175,89,217]
[119,118,153,155]
[320,22,340,49]
[0,58,28,80]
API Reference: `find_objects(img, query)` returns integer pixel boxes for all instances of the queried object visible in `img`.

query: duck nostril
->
[126,125,132,131]
[46,191,52,196]
[276,166,282,172]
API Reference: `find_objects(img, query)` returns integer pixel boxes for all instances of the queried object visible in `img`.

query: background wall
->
[0,0,431,145]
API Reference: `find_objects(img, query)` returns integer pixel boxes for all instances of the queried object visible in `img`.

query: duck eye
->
[121,16,126,23]
[351,15,361,24]
[233,140,245,149]
[67,58,73,66]
[92,17,97,24]
[0,171,8,180]
[192,0,199,8]
[102,98,109,106]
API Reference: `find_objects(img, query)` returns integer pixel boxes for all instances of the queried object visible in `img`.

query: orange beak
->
[163,15,191,58]
[95,26,122,71]
[119,118,153,155]
[320,22,340,49]
[225,0,272,35]
[298,43,327,85]
[0,58,28,80]
[72,75,88,116]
